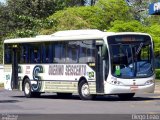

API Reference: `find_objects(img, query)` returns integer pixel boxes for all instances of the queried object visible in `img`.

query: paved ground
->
[0,90,160,114]
[0,82,160,120]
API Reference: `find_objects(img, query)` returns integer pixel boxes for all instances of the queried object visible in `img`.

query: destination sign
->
[107,35,151,44]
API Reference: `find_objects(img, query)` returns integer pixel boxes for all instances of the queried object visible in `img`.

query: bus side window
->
[41,43,54,63]
[35,50,40,63]
[54,42,66,63]
[30,47,35,63]
[66,41,79,63]
[54,43,61,63]
[5,44,12,64]
[41,44,46,63]
[61,44,66,63]
[48,44,54,63]
[79,40,95,63]
[79,41,87,63]
[21,44,29,63]
[30,44,41,63]
[87,41,95,63]
[34,49,40,63]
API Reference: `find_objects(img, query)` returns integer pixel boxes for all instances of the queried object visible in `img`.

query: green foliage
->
[0,0,72,38]
[147,24,160,53]
[40,0,132,34]
[95,0,133,29]
[6,0,66,18]
[45,6,97,32]
[108,20,148,32]
[155,69,160,79]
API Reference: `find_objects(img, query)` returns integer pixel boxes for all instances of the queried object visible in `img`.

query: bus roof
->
[3,29,151,44]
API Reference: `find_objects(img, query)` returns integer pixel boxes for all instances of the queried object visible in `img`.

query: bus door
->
[96,41,105,93]
[11,45,18,89]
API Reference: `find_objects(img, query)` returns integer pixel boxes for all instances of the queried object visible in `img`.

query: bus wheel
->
[78,81,92,100]
[118,93,135,100]
[24,78,32,98]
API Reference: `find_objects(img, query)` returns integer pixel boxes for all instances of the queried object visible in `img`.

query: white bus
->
[3,29,155,100]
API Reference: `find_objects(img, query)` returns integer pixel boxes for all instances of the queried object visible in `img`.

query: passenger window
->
[54,42,66,63]
[79,40,95,63]
[30,43,41,63]
[66,41,79,63]
[41,43,54,63]
[4,44,12,64]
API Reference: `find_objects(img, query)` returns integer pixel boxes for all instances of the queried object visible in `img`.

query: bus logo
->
[32,65,43,91]
[6,74,10,80]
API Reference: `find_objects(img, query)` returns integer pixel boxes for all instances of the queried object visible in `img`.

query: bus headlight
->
[110,77,123,85]
[145,80,154,85]
[111,80,123,85]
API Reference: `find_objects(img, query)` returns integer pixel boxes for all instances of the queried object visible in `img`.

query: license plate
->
[130,86,138,92]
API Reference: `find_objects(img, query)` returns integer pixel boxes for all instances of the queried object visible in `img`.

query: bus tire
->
[118,93,135,100]
[78,80,93,100]
[24,78,33,98]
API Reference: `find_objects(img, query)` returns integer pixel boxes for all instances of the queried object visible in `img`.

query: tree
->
[95,0,133,29]
[0,0,79,39]
[40,6,95,34]
[0,0,70,63]
[40,0,133,34]
[108,20,148,32]
[148,24,160,54]
[1,0,100,39]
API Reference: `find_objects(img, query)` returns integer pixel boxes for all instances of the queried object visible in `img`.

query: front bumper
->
[104,82,155,94]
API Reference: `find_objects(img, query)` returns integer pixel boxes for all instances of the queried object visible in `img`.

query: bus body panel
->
[3,65,12,90]
[18,64,96,93]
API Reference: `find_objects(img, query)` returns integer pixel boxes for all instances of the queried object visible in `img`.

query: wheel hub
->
[82,84,90,96]
[25,82,30,94]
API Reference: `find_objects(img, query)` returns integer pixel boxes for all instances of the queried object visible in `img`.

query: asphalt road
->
[0,90,160,113]
[0,85,160,120]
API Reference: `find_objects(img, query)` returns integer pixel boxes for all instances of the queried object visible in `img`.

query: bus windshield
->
[107,35,154,78]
